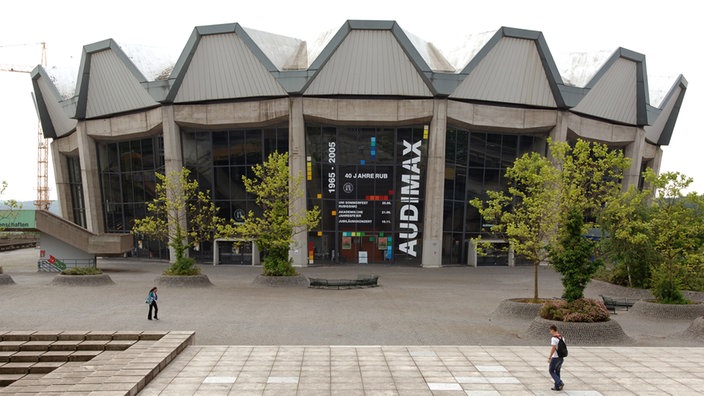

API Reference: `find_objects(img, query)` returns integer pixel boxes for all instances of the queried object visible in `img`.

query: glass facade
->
[66,156,86,228]
[97,136,165,233]
[182,126,289,221]
[442,128,546,264]
[306,125,428,265]
[181,126,289,261]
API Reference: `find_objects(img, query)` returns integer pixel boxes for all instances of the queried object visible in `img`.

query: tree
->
[471,139,630,301]
[599,182,658,288]
[470,151,560,301]
[0,180,21,222]
[646,171,704,303]
[132,168,223,275]
[600,170,704,303]
[0,181,21,274]
[549,139,630,301]
[549,206,602,302]
[219,152,320,276]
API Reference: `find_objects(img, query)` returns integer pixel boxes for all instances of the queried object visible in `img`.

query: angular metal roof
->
[75,39,159,119]
[572,49,648,125]
[304,29,433,97]
[166,24,287,103]
[31,66,76,138]
[645,75,687,145]
[451,36,557,107]
[30,20,686,147]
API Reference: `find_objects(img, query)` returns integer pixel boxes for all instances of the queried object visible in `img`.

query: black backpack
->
[557,336,568,358]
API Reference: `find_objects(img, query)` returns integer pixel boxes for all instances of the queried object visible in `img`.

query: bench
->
[309,275,379,289]
[600,295,639,314]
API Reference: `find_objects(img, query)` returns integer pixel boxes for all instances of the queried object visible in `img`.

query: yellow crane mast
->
[0,42,50,210]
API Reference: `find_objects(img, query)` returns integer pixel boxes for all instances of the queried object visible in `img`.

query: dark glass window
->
[66,156,86,228]
[97,136,164,234]
[182,126,289,224]
[442,128,546,264]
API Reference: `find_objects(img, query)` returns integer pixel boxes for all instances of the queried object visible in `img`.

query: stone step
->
[7,352,39,363]
[18,341,53,352]
[0,373,25,387]
[37,351,74,362]
[0,362,33,375]
[0,342,24,352]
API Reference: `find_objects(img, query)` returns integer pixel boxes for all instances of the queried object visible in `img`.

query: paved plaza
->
[1,248,704,394]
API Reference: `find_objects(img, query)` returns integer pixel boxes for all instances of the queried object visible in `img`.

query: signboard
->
[0,210,36,229]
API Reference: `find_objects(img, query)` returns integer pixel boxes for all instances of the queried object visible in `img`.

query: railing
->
[37,258,96,272]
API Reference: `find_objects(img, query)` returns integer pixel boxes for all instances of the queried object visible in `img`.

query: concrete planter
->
[51,273,114,286]
[154,274,213,287]
[684,316,704,339]
[253,274,309,287]
[526,317,632,345]
[631,300,704,320]
[492,298,543,320]
[0,273,15,285]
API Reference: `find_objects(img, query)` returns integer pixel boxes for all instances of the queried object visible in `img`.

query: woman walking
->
[146,287,158,320]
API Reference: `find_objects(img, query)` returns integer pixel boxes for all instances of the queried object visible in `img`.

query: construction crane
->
[0,42,51,211]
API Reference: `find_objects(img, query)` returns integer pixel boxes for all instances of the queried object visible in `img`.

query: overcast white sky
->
[1,0,701,202]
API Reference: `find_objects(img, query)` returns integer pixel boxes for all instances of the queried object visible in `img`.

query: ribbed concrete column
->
[51,142,70,219]
[162,105,184,263]
[76,122,104,233]
[651,147,663,175]
[289,97,308,267]
[421,99,447,268]
[549,112,568,144]
[624,129,645,189]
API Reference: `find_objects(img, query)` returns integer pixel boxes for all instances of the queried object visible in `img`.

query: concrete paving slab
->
[137,345,704,395]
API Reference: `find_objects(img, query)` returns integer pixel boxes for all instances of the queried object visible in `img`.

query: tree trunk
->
[533,260,539,301]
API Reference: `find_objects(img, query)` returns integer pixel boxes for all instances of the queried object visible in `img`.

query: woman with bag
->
[146,287,159,320]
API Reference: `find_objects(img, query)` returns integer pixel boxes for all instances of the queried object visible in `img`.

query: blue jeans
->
[549,357,564,388]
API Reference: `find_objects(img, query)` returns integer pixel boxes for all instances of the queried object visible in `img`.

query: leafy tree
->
[601,170,704,303]
[0,180,21,274]
[549,139,630,301]
[646,171,704,303]
[599,182,658,288]
[549,206,602,302]
[132,168,223,275]
[0,181,21,222]
[471,151,560,301]
[219,152,320,276]
[471,139,630,301]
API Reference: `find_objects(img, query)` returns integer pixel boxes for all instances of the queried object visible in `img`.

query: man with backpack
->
[548,324,567,391]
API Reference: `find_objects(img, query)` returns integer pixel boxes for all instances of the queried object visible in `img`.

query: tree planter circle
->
[684,316,704,339]
[0,273,15,285]
[492,298,544,320]
[51,273,114,286]
[631,300,704,320]
[154,274,213,287]
[253,274,309,287]
[526,317,632,345]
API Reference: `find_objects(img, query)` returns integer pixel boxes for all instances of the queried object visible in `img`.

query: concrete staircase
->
[0,330,194,394]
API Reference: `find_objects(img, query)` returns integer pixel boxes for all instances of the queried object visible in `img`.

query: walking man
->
[548,324,565,391]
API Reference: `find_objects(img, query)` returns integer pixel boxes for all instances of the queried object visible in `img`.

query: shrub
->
[61,267,103,275]
[650,264,690,304]
[0,266,3,274]
[540,298,610,322]
[262,248,297,277]
[164,256,201,276]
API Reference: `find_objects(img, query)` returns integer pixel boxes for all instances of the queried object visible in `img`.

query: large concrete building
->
[30,20,687,267]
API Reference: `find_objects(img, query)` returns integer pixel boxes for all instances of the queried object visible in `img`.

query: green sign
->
[0,210,36,229]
